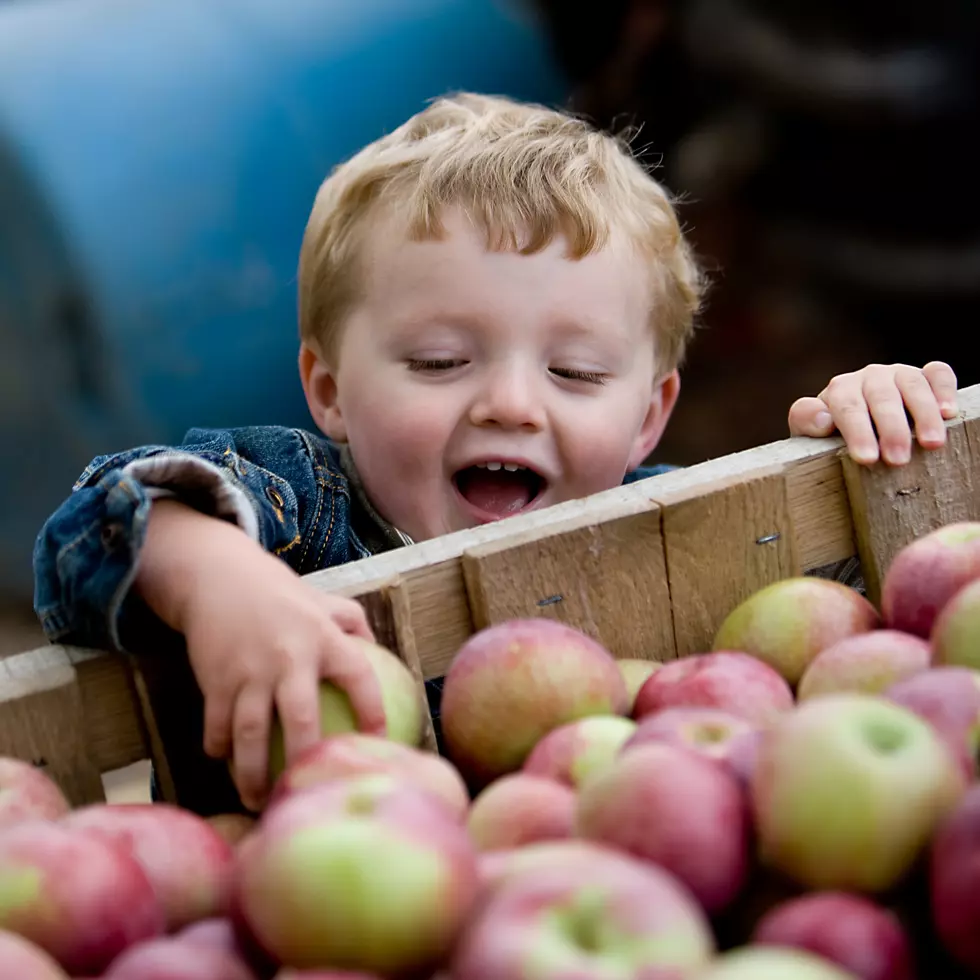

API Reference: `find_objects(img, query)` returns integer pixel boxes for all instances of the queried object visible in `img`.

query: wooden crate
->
[4,383,979,814]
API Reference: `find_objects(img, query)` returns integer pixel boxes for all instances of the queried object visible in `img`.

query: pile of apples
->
[3,522,980,979]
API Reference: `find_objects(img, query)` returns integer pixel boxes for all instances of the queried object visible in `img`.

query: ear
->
[299,343,347,442]
[626,369,681,471]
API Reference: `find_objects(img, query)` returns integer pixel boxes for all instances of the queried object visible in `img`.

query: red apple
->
[881,521,980,638]
[797,632,932,701]
[452,848,715,979]
[0,819,163,975]
[752,694,965,893]
[615,658,663,711]
[0,929,69,979]
[932,578,980,671]
[270,733,469,820]
[62,802,236,931]
[623,706,762,788]
[884,666,980,779]
[274,972,384,979]
[713,577,880,685]
[576,742,750,914]
[467,774,575,851]
[104,935,258,979]
[440,619,629,788]
[752,891,913,980]
[633,651,793,727]
[268,637,425,779]
[234,774,479,975]
[176,917,241,955]
[0,759,70,831]
[695,946,858,978]
[521,716,637,788]
[930,784,980,972]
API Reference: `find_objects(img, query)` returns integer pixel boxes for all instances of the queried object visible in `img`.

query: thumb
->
[788,396,835,438]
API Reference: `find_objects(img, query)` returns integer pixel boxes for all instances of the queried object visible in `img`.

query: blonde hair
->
[298,92,705,373]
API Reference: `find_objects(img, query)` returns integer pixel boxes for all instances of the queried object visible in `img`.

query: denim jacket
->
[33,425,675,656]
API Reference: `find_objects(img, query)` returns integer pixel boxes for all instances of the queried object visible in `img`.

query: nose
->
[468,362,546,431]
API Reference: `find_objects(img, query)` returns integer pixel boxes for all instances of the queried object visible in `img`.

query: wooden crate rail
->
[3,383,978,813]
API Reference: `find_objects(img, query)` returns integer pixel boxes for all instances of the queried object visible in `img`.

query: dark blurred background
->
[1,0,977,645]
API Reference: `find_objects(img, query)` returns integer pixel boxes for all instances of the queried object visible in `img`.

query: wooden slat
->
[653,468,801,656]
[461,498,673,661]
[0,647,105,805]
[842,388,980,606]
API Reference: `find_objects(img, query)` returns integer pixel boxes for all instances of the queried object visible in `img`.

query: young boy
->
[33,93,958,811]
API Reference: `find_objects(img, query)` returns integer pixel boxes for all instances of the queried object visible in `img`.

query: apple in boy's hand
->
[270,733,469,820]
[713,577,880,685]
[880,521,980,638]
[467,773,575,851]
[752,891,913,980]
[797,631,931,701]
[576,741,750,913]
[883,666,980,779]
[633,651,793,727]
[0,758,70,830]
[452,849,715,979]
[268,638,424,780]
[440,619,628,788]
[521,715,637,788]
[752,694,964,893]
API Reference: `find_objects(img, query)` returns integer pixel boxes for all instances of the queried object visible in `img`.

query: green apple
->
[752,694,965,892]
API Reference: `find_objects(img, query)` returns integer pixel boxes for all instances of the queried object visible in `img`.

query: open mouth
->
[453,461,548,522]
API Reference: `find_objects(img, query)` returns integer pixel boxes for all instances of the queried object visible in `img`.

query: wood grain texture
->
[653,468,801,656]
[842,387,980,606]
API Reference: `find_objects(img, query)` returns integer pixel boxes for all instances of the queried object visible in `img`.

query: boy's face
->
[301,207,680,542]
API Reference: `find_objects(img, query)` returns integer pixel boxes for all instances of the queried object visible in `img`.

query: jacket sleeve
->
[32,427,304,653]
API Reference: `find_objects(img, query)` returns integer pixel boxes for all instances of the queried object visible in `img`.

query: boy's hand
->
[136,500,386,811]
[787,361,959,466]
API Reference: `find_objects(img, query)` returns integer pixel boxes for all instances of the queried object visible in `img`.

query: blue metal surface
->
[0,0,568,599]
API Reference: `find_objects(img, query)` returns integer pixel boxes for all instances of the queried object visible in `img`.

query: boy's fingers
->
[895,366,946,449]
[232,684,274,811]
[821,387,880,464]
[923,360,959,417]
[322,638,387,737]
[788,396,835,437]
[330,599,376,642]
[202,688,234,760]
[862,374,913,465]
[275,667,324,767]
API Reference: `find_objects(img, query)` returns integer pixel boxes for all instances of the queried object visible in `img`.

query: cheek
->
[560,393,649,486]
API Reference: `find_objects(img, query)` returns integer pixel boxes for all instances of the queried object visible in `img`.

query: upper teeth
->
[476,462,525,472]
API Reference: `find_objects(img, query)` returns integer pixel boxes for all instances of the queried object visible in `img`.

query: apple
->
[0,759,70,831]
[270,733,469,820]
[693,946,858,979]
[615,658,663,710]
[752,694,965,893]
[883,666,980,779]
[234,774,480,975]
[268,638,424,780]
[274,972,384,980]
[932,578,980,671]
[929,784,980,972]
[207,813,258,848]
[633,651,793,727]
[452,849,715,979]
[623,706,762,787]
[467,774,576,851]
[0,819,164,974]
[103,935,259,979]
[440,619,629,788]
[62,802,236,931]
[713,577,880,685]
[880,521,980,638]
[0,929,69,979]
[752,892,913,980]
[797,631,932,702]
[576,742,750,914]
[521,716,637,788]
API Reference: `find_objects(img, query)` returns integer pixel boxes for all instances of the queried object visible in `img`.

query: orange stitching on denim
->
[314,485,338,570]
[298,481,325,569]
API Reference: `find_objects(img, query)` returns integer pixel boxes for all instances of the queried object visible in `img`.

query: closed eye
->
[407,358,466,372]
[551,367,609,385]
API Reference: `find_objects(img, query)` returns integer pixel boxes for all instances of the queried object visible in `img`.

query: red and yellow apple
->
[0,759,70,831]
[467,774,576,851]
[932,578,980,671]
[0,929,70,979]
[103,935,259,979]
[521,716,637,788]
